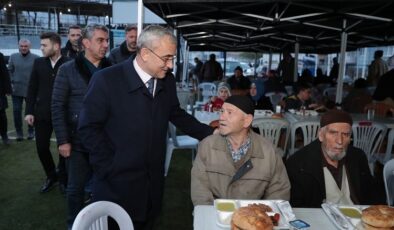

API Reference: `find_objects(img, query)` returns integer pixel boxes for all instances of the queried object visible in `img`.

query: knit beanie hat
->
[320,109,353,127]
[225,95,254,116]
[217,82,232,96]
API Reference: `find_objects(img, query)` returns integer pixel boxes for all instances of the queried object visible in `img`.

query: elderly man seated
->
[286,110,375,208]
[191,95,290,205]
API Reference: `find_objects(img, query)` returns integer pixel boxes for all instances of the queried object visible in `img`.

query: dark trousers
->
[0,108,7,140]
[66,149,92,229]
[12,96,34,136]
[34,119,67,183]
[108,216,156,230]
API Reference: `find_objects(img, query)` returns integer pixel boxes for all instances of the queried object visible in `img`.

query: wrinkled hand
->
[24,115,34,126]
[58,143,72,158]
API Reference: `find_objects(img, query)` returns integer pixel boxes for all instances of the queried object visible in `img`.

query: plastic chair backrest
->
[168,122,179,147]
[352,122,387,162]
[285,86,293,95]
[323,87,337,101]
[383,159,394,206]
[198,83,216,102]
[265,92,287,108]
[289,121,320,156]
[72,201,133,230]
[253,118,289,149]
[385,129,394,163]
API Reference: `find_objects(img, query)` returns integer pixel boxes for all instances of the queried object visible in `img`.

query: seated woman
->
[248,81,273,111]
[204,82,231,111]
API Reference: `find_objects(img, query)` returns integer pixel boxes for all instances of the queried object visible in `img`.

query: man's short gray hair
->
[136,25,176,53]
[82,23,109,40]
[19,38,31,45]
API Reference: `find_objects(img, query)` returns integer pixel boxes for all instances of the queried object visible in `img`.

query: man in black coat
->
[61,25,82,59]
[52,23,111,229]
[108,24,137,64]
[0,52,12,145]
[286,110,375,208]
[25,32,70,193]
[78,25,214,230]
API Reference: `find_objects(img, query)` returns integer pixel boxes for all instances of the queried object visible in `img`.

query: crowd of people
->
[0,23,392,230]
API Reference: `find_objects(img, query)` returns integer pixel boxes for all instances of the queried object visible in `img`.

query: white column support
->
[336,19,347,104]
[182,40,189,83]
[294,42,300,82]
[137,0,144,37]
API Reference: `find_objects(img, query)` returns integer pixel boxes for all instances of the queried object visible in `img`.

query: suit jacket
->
[78,58,214,221]
[25,56,70,121]
[285,140,375,208]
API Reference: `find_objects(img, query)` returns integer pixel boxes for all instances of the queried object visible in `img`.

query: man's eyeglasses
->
[145,47,176,63]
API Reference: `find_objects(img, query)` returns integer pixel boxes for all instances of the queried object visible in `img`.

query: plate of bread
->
[322,203,394,230]
[214,199,294,229]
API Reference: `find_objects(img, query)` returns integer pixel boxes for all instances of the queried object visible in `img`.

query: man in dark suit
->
[0,52,12,145]
[78,25,215,230]
[25,32,70,193]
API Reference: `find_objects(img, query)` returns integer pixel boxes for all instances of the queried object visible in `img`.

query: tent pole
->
[293,42,300,82]
[137,0,144,37]
[336,19,347,105]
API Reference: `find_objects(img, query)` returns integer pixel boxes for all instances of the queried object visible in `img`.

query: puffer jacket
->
[191,131,291,205]
[51,52,111,150]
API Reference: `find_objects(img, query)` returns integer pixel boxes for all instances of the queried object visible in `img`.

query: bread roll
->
[362,205,394,228]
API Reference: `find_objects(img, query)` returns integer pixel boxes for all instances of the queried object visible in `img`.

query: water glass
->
[367,108,375,120]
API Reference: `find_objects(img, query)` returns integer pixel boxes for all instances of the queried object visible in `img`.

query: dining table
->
[193,205,336,230]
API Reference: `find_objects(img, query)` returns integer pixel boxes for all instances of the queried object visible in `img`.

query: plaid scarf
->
[225,134,251,162]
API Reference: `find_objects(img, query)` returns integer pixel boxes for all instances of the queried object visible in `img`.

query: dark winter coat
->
[108,41,135,64]
[285,140,375,208]
[25,56,70,121]
[52,52,111,150]
[78,58,214,222]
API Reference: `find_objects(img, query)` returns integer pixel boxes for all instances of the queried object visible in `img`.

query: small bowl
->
[214,199,237,225]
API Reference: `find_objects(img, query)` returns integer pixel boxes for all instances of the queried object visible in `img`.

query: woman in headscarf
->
[249,80,273,111]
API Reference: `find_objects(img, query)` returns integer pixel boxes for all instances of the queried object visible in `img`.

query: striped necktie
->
[147,78,154,95]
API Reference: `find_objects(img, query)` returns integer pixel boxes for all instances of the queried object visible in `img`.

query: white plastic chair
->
[288,121,320,157]
[323,87,337,101]
[164,123,199,176]
[374,128,394,165]
[72,201,133,230]
[383,159,394,206]
[253,118,290,157]
[284,86,293,96]
[197,82,216,103]
[265,92,287,108]
[352,122,387,175]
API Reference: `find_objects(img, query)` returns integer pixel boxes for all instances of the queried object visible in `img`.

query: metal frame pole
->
[336,19,347,105]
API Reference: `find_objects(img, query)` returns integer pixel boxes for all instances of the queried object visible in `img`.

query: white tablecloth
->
[193,205,335,230]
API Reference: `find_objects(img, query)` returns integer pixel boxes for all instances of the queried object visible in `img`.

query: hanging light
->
[8,3,12,7]
[67,8,71,12]
[3,7,6,11]
[59,11,63,15]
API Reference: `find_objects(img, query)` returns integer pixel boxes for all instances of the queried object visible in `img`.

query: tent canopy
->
[144,0,394,53]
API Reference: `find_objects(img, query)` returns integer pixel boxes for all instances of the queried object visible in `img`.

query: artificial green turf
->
[0,98,195,229]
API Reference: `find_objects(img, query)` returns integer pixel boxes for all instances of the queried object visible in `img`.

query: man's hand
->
[58,143,72,158]
[24,115,34,126]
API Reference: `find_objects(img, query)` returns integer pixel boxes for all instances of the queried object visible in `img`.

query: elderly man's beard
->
[323,147,347,161]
